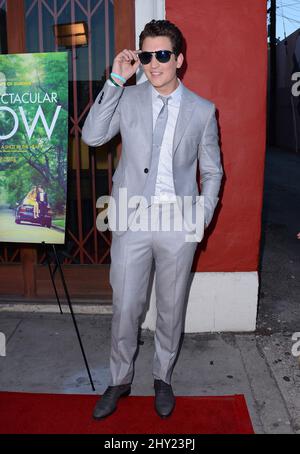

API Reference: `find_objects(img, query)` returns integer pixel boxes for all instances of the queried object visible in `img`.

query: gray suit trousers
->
[109,204,197,386]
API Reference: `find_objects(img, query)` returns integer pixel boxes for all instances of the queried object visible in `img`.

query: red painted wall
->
[166,0,267,272]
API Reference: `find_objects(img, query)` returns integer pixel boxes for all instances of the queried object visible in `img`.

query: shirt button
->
[144,168,149,173]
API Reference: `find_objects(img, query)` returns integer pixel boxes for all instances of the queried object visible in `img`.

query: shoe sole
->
[155,406,175,419]
[92,388,131,421]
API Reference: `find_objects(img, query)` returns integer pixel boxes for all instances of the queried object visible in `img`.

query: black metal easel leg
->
[43,242,63,314]
[43,242,95,391]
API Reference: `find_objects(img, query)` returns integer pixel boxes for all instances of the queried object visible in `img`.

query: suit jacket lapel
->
[138,80,153,157]
[173,83,197,156]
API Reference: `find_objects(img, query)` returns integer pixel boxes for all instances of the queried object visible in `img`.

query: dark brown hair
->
[139,20,183,58]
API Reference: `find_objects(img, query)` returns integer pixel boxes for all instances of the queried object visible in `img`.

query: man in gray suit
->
[82,19,223,420]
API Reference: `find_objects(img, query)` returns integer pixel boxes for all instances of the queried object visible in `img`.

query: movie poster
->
[0,52,68,244]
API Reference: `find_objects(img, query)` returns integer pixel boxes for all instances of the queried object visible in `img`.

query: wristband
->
[111,72,126,83]
[109,75,123,87]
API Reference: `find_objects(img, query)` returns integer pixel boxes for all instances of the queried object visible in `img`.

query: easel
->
[42,242,95,391]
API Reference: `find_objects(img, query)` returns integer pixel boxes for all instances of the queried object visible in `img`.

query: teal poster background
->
[0,52,68,244]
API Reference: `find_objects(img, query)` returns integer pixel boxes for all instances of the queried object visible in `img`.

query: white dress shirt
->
[151,79,182,203]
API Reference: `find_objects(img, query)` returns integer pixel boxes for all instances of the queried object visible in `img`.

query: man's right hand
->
[111,49,141,85]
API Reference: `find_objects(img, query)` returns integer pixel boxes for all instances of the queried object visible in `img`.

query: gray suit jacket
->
[82,78,223,236]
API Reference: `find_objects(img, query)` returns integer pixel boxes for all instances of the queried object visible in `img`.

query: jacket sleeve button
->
[144,168,149,173]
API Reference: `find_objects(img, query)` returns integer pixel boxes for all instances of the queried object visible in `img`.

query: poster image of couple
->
[16,185,50,228]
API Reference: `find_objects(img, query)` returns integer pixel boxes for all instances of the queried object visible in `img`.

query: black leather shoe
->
[93,384,131,420]
[154,379,175,418]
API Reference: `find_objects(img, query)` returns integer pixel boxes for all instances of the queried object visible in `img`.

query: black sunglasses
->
[138,50,176,65]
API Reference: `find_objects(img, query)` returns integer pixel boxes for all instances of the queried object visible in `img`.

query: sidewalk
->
[0,146,300,434]
[0,311,298,434]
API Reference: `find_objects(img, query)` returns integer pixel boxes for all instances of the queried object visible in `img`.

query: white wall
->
[142,272,258,333]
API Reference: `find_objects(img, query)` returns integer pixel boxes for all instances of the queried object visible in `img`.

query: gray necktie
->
[153,95,170,147]
[143,95,171,206]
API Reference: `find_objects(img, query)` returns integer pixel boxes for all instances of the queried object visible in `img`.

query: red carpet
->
[0,392,254,434]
